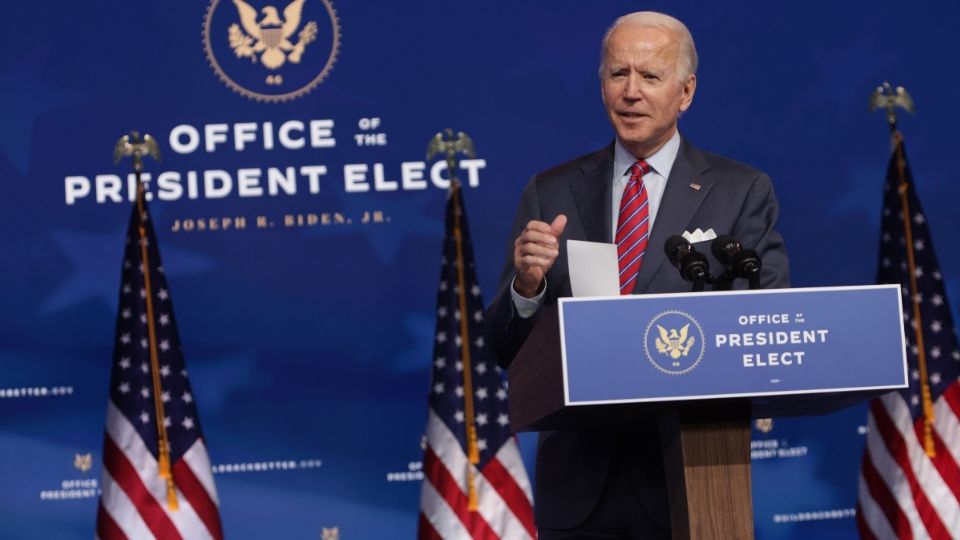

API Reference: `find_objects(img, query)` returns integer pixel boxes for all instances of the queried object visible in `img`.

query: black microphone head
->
[737,248,762,276]
[664,235,691,266]
[680,250,710,282]
[711,235,741,265]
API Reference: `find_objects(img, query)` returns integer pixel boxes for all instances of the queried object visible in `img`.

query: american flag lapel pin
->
[689,182,702,191]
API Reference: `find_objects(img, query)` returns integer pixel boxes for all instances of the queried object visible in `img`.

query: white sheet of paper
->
[567,239,620,297]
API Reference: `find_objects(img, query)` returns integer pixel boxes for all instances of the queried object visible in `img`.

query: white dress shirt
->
[511,130,682,317]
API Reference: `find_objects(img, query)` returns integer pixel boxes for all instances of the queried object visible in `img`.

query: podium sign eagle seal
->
[643,310,705,375]
[203,0,340,102]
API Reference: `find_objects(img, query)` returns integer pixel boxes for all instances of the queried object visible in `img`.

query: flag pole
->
[115,132,180,508]
[427,129,481,510]
[451,180,481,511]
[870,83,935,457]
[135,182,180,509]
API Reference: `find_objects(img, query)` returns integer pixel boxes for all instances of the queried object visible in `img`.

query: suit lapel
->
[633,138,713,293]
[570,145,614,243]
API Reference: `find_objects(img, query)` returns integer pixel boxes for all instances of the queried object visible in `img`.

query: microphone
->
[664,235,710,283]
[711,235,762,287]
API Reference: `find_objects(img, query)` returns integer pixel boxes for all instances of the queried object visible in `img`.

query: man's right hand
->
[513,214,567,298]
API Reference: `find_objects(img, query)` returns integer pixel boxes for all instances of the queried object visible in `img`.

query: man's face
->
[601,24,696,158]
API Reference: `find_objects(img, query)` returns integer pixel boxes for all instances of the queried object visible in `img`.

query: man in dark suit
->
[485,11,790,539]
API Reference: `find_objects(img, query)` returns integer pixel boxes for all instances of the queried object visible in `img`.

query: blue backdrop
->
[2,1,959,538]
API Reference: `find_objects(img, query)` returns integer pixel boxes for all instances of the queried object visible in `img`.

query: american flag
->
[857,138,960,539]
[418,184,536,539]
[96,196,224,539]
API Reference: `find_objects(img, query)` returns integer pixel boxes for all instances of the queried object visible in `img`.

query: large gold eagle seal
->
[655,323,696,360]
[228,0,318,69]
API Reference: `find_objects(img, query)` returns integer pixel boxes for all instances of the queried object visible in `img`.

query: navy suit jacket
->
[485,137,790,530]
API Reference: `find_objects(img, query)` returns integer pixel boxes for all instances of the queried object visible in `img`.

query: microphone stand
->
[746,270,761,290]
[690,270,713,292]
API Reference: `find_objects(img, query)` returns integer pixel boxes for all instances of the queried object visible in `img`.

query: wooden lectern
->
[507,286,907,539]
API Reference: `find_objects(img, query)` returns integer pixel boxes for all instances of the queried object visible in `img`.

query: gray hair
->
[599,12,698,79]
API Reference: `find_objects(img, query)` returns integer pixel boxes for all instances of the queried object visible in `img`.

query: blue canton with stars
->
[108,199,208,463]
[428,187,513,468]
[878,142,960,411]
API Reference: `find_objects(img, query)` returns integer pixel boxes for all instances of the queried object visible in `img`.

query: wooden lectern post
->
[658,404,754,539]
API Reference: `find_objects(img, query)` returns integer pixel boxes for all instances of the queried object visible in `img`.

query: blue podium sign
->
[558,285,908,405]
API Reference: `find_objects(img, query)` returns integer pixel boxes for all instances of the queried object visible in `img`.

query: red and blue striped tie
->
[616,161,651,294]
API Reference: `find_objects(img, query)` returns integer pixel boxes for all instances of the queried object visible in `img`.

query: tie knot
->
[631,160,652,179]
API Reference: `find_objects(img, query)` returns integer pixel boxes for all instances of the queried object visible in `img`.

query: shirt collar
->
[613,129,682,181]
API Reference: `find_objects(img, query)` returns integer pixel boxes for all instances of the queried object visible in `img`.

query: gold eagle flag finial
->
[869,82,914,134]
[113,131,161,173]
[426,128,476,185]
